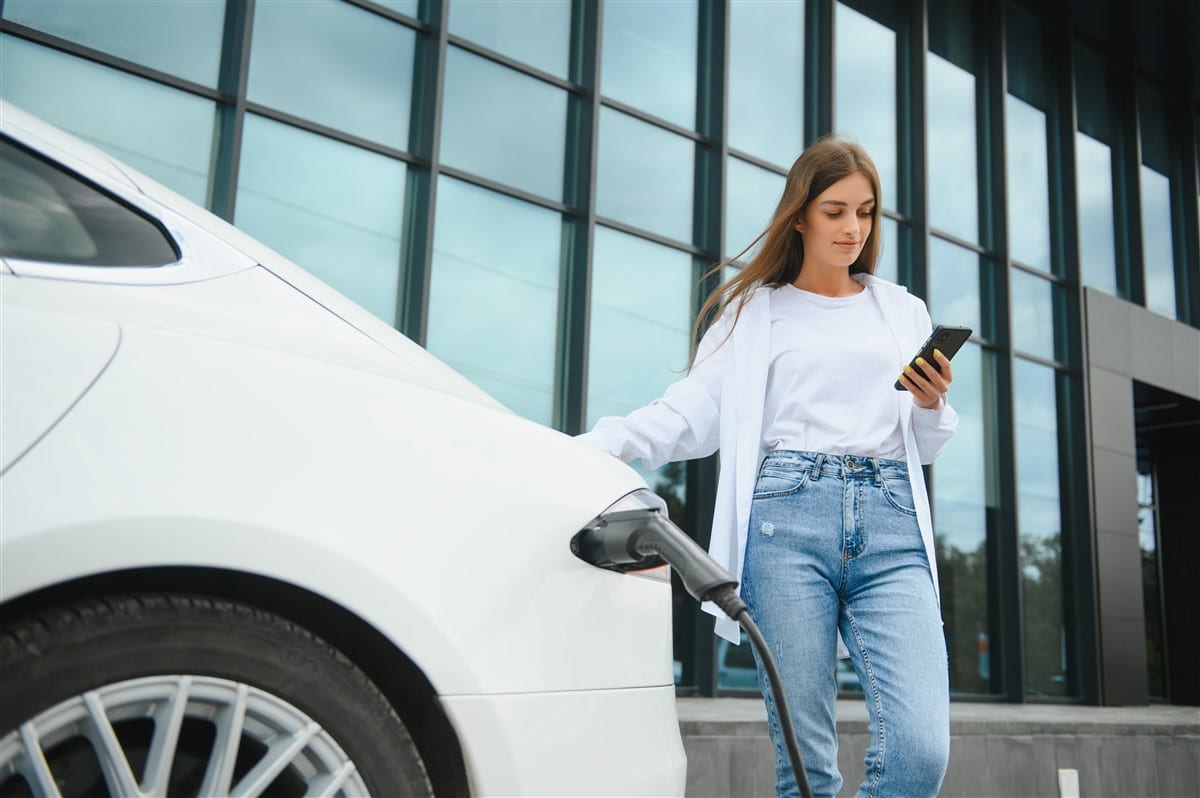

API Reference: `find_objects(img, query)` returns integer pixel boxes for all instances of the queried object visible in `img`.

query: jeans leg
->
[840,479,950,798]
[743,473,845,798]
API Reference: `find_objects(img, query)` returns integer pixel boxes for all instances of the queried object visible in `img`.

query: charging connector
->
[572,490,813,798]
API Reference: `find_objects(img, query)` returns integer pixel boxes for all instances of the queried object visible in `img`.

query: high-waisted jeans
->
[741,450,949,798]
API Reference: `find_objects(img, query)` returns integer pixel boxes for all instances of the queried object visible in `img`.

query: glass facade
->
[3,0,1197,704]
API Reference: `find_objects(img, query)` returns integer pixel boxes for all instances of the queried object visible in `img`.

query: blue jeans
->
[741,450,949,798]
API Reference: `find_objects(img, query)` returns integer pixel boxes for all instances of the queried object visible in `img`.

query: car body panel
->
[441,686,686,796]
[0,304,118,471]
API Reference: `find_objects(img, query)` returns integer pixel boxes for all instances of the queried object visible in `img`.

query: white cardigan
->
[578,274,959,644]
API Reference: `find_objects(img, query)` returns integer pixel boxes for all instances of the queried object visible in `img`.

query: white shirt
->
[762,284,906,460]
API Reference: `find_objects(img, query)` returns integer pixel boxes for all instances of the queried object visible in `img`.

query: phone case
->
[893,325,973,390]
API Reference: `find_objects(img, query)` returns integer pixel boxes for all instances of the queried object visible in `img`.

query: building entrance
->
[1134,382,1200,706]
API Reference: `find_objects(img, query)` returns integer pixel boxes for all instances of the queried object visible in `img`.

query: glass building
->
[3,0,1197,707]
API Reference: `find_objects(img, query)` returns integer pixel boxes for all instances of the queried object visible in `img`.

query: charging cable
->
[572,498,814,798]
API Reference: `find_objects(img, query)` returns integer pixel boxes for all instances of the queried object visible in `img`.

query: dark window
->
[0,137,178,267]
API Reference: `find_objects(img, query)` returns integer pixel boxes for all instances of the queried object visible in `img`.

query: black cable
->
[710,586,813,798]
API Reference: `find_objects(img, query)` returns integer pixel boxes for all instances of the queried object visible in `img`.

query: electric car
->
[0,100,687,797]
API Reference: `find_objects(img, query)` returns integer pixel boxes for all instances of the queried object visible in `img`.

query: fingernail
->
[934,348,943,359]
[916,358,926,366]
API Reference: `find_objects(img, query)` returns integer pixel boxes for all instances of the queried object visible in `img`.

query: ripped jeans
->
[741,450,949,798]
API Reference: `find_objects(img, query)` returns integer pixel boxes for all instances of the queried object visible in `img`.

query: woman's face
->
[795,171,875,272]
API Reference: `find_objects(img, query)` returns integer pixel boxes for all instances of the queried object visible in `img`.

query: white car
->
[0,101,686,797]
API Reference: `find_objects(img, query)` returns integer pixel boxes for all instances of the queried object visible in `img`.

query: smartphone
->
[893,325,973,390]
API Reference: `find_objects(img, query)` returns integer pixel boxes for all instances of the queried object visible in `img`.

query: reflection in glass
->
[725,158,785,262]
[1139,166,1178,319]
[728,0,804,165]
[596,108,694,243]
[235,115,406,324]
[441,47,567,200]
[1013,358,1070,697]
[1010,269,1058,362]
[933,343,1000,694]
[875,217,899,285]
[835,4,896,209]
[248,0,414,150]
[448,0,570,78]
[0,35,215,205]
[600,0,697,129]
[427,177,561,424]
[3,0,225,86]
[929,238,980,335]
[1005,95,1052,272]
[927,53,978,243]
[1137,468,1166,699]
[1076,132,1119,295]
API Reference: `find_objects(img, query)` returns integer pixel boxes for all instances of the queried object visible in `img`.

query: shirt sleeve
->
[575,311,731,470]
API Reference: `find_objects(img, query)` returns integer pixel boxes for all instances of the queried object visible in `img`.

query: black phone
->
[893,325,973,390]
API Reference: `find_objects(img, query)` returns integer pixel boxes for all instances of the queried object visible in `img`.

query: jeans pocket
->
[879,473,918,515]
[752,465,812,499]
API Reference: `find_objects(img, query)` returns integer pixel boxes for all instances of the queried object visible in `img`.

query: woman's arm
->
[575,313,731,469]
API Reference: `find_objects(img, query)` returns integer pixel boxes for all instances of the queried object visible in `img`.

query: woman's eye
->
[858,211,872,218]
[826,212,842,219]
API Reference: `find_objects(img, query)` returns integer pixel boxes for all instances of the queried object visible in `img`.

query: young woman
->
[577,138,957,798]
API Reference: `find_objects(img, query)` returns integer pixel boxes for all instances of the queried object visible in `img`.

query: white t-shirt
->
[762,283,906,460]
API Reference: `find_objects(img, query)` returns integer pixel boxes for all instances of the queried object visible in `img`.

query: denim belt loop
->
[811,453,825,481]
[870,457,883,486]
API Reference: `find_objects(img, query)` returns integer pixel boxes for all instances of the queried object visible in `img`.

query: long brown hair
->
[689,137,882,368]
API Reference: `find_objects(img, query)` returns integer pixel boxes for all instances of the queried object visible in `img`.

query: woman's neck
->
[791,266,861,297]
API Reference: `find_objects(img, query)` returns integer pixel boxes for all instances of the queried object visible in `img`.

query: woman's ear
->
[793,220,804,232]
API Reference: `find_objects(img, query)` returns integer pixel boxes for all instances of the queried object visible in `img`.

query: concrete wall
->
[678,697,1200,798]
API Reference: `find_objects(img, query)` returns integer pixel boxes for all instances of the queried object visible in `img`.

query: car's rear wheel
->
[0,593,432,797]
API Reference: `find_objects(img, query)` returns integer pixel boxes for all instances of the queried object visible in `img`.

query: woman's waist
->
[760,448,909,481]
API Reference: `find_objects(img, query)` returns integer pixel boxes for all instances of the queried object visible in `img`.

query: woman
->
[577,138,956,797]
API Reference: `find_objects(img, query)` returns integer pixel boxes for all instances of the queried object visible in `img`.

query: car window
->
[0,136,179,267]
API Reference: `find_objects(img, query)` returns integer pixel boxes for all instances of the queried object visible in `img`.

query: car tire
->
[0,593,433,797]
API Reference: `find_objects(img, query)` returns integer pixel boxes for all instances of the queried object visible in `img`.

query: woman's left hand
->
[898,349,953,410]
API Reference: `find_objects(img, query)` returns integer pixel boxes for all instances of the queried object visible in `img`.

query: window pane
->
[1010,269,1059,362]
[0,139,178,267]
[3,0,225,86]
[728,0,803,166]
[1140,166,1178,319]
[1005,96,1052,272]
[724,157,784,261]
[248,0,414,151]
[875,217,899,285]
[440,47,566,200]
[0,35,215,205]
[1013,358,1070,697]
[835,4,896,209]
[427,177,561,425]
[235,115,406,324]
[927,53,978,243]
[448,0,570,78]
[370,0,419,17]
[587,226,693,430]
[929,238,981,335]
[1075,132,1118,295]
[933,343,1000,695]
[600,0,697,129]
[596,108,694,243]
